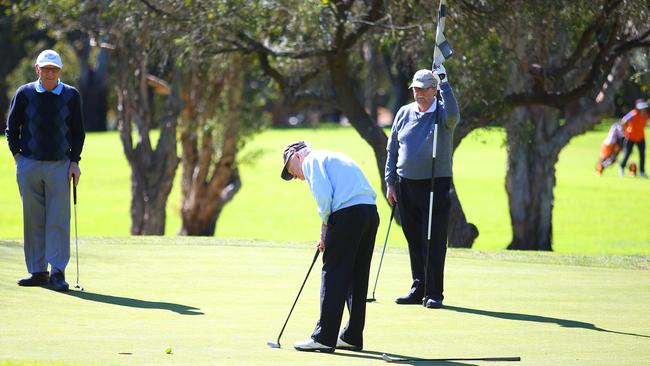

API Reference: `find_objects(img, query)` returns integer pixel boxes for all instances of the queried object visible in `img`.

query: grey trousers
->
[16,157,70,274]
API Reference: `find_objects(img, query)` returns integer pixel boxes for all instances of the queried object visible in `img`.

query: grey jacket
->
[385,81,460,185]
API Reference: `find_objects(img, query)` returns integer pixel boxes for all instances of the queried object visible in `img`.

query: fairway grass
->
[1,238,649,366]
[1,124,649,256]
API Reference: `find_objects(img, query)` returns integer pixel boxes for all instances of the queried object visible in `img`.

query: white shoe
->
[618,167,625,176]
[337,337,362,351]
[640,172,647,178]
[294,338,334,353]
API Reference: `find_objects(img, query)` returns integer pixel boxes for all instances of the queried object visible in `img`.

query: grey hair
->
[296,145,311,158]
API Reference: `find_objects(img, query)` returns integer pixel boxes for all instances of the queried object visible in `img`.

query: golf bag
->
[596,123,625,175]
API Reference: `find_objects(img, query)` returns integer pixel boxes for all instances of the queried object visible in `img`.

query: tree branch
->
[137,0,190,22]
[547,0,623,77]
[506,16,626,109]
[340,0,384,50]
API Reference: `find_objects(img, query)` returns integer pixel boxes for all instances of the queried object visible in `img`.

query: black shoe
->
[424,298,443,309]
[395,288,424,305]
[17,272,49,287]
[49,270,69,292]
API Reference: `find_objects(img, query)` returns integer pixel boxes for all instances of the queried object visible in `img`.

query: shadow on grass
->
[445,305,649,338]
[62,290,204,315]
[330,350,478,365]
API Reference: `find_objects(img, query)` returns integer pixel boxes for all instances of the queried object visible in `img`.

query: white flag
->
[432,0,453,68]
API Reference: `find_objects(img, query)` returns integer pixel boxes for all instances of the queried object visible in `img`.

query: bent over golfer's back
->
[281,141,379,353]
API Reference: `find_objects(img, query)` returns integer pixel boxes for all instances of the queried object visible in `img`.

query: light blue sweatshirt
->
[302,150,377,223]
[385,81,460,185]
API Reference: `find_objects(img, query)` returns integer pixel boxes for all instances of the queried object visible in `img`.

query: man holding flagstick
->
[385,0,459,309]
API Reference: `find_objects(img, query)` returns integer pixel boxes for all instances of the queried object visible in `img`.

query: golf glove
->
[433,64,447,83]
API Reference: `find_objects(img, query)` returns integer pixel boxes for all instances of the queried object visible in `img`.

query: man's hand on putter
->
[386,184,398,205]
[316,224,327,252]
[316,240,326,252]
[69,162,81,186]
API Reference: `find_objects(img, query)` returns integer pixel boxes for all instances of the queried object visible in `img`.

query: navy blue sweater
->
[5,82,85,162]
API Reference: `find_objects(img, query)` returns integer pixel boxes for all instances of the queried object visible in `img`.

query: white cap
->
[35,49,63,69]
[636,100,648,110]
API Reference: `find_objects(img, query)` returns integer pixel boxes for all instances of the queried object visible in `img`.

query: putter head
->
[366,298,376,303]
[267,341,281,349]
[74,284,84,291]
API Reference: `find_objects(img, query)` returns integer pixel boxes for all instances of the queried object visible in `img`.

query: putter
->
[423,106,439,307]
[72,184,83,291]
[367,204,395,302]
[267,248,320,349]
[382,353,521,363]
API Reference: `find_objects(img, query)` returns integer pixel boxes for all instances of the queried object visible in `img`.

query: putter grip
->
[73,184,77,205]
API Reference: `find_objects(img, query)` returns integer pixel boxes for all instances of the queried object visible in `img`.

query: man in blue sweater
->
[385,66,460,309]
[281,141,379,353]
[5,49,85,292]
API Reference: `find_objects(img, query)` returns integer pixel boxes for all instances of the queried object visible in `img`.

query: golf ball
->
[165,347,172,354]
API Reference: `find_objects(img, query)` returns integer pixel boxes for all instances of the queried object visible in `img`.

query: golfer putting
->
[280,141,379,353]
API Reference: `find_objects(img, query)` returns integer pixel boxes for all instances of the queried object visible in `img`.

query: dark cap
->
[281,141,308,180]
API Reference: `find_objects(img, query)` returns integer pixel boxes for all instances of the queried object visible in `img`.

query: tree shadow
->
[445,305,649,338]
[61,290,204,315]
[330,349,477,365]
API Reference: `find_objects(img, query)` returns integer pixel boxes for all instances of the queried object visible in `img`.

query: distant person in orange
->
[619,99,648,177]
[595,123,624,176]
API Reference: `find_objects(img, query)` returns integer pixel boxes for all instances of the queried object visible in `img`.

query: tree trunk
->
[501,14,630,250]
[363,40,379,124]
[505,106,559,250]
[81,73,108,131]
[123,93,179,235]
[448,181,478,248]
[327,52,388,194]
[76,39,109,131]
[114,27,179,235]
[179,56,244,236]
[131,157,176,235]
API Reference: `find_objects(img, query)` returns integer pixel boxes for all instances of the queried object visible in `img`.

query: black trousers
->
[397,176,451,301]
[620,138,646,173]
[311,204,379,348]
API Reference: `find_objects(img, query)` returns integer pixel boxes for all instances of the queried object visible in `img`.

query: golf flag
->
[432,0,453,69]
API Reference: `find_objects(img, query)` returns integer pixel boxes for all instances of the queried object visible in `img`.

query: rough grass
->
[1,237,649,366]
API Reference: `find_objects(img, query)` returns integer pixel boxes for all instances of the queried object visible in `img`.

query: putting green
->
[1,238,648,365]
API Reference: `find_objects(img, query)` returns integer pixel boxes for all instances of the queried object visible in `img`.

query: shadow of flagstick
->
[59,290,204,315]
[444,305,649,339]
[330,349,478,365]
